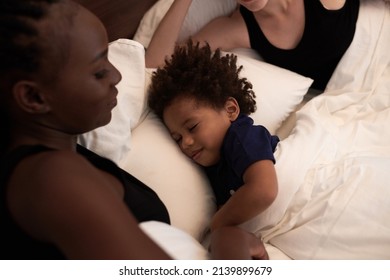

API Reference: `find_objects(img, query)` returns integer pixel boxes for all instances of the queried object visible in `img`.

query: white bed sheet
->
[241,0,390,259]
[119,0,390,260]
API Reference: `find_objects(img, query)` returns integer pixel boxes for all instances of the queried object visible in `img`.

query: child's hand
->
[249,234,269,260]
[209,226,269,260]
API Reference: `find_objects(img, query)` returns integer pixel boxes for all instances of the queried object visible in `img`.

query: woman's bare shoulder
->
[320,0,347,10]
[6,149,117,239]
[11,149,98,191]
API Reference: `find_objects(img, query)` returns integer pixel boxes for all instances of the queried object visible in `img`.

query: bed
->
[77,0,390,260]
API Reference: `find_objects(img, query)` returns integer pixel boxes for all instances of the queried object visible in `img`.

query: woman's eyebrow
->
[90,48,108,64]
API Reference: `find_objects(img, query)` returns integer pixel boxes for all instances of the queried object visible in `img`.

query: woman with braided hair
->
[0,0,267,260]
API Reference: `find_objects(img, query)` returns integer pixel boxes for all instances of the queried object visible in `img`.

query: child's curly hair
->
[148,41,256,120]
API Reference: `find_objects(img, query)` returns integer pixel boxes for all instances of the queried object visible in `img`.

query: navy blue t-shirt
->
[205,114,279,205]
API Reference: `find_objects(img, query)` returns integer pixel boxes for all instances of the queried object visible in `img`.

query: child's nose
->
[181,134,194,149]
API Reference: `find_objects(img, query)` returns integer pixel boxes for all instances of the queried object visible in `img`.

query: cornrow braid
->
[0,0,61,154]
[148,40,257,120]
[0,0,61,77]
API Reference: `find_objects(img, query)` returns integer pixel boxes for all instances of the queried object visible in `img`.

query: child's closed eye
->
[189,124,198,131]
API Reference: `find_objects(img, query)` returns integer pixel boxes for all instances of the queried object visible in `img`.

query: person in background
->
[146,0,360,90]
[148,41,278,260]
[0,0,266,260]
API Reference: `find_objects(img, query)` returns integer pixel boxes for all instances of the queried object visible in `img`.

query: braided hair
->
[0,0,65,80]
[0,0,66,154]
[148,40,257,120]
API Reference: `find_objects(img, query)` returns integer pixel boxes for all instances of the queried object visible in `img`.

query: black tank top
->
[240,0,360,90]
[0,145,170,259]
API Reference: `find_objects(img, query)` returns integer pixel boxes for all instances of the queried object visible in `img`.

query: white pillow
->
[133,0,174,48]
[232,53,313,134]
[119,96,217,241]
[140,221,209,260]
[120,58,312,242]
[78,39,147,163]
[179,0,237,42]
[133,0,237,48]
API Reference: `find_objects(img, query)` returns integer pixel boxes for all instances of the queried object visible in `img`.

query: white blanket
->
[241,0,390,259]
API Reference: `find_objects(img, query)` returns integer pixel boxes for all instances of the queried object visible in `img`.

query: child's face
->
[163,97,238,167]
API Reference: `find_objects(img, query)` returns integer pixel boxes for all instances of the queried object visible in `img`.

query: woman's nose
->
[110,63,122,86]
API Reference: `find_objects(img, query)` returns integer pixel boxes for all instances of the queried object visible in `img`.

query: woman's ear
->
[224,97,240,121]
[12,81,50,113]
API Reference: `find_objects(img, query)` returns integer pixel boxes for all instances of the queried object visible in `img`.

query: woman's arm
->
[145,1,249,68]
[145,0,193,68]
[210,160,278,231]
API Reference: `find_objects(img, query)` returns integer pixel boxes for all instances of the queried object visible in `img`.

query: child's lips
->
[191,148,203,161]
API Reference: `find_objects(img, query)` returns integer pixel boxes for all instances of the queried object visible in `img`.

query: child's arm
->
[210,160,278,231]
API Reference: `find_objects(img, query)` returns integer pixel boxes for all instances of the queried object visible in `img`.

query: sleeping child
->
[148,41,279,236]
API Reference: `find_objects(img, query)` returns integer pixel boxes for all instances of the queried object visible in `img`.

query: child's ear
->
[12,81,50,113]
[225,97,240,121]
